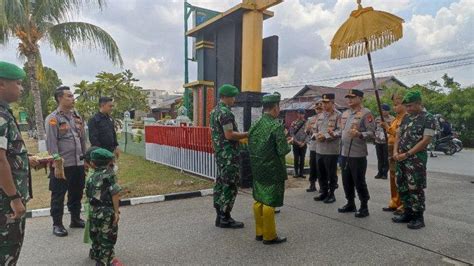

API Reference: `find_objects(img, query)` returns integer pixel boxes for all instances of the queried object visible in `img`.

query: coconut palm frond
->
[47,22,123,66]
[45,27,76,64]
[3,0,27,25]
[32,0,106,24]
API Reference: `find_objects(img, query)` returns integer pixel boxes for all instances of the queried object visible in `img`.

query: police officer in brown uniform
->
[305,101,323,192]
[45,86,86,236]
[338,89,375,218]
[313,93,341,203]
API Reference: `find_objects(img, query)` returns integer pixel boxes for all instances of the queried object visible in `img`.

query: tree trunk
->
[25,52,46,151]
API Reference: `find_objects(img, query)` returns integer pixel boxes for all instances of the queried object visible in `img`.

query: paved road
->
[367,145,474,177]
[301,145,473,177]
[19,166,473,265]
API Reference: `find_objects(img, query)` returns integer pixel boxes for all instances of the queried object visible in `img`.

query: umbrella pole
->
[365,42,388,142]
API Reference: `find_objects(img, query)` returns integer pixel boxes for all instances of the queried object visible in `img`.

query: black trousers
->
[340,156,370,202]
[317,154,339,194]
[293,144,307,177]
[375,143,389,177]
[309,151,318,183]
[49,166,85,224]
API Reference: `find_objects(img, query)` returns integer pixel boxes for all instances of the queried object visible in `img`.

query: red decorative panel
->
[197,86,203,126]
[145,125,213,153]
[205,86,215,126]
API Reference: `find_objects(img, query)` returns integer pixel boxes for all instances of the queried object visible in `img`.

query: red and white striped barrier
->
[145,125,217,180]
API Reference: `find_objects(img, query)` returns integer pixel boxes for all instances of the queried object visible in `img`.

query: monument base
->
[233,92,266,188]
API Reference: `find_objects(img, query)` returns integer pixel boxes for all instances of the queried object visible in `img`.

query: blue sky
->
[0,0,472,98]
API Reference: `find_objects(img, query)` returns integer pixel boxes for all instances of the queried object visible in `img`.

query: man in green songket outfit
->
[249,92,293,245]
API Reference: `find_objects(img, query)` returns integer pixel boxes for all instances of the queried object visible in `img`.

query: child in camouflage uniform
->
[85,148,122,265]
[82,146,99,258]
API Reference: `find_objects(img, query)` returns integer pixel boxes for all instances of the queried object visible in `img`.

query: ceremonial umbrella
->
[330,0,404,140]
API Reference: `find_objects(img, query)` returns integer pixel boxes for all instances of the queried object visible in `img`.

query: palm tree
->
[0,0,123,151]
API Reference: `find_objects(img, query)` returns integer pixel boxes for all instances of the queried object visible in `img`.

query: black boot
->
[52,216,68,237]
[314,193,328,201]
[407,212,425,229]
[70,214,85,228]
[224,212,244,228]
[216,211,244,229]
[306,182,317,192]
[323,192,336,204]
[338,201,356,213]
[215,208,222,227]
[263,236,287,245]
[392,209,412,223]
[355,201,369,218]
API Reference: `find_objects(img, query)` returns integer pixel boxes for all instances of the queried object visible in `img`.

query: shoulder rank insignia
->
[49,117,58,126]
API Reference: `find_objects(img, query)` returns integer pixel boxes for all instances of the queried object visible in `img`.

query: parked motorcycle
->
[452,132,463,152]
[430,135,458,155]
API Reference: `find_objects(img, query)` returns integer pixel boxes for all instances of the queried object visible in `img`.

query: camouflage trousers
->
[0,202,26,266]
[214,156,240,213]
[396,152,427,213]
[90,207,118,265]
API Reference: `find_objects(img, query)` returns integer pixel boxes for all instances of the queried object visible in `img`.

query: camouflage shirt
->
[0,100,30,202]
[210,102,239,159]
[85,167,121,207]
[398,111,436,154]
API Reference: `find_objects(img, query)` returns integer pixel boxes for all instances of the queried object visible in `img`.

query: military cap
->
[262,92,281,104]
[91,148,115,162]
[0,61,26,80]
[345,89,364,98]
[322,93,335,102]
[402,90,422,104]
[84,146,100,163]
[218,84,239,97]
[381,103,391,111]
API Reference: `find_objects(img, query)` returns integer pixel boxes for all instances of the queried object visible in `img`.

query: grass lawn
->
[25,135,213,210]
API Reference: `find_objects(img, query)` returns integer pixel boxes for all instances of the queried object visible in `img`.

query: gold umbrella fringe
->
[331,26,403,60]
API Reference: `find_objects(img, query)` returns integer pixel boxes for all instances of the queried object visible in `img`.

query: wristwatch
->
[7,192,21,201]
[406,151,412,157]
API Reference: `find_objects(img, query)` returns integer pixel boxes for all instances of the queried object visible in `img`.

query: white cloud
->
[134,57,166,76]
[407,0,474,56]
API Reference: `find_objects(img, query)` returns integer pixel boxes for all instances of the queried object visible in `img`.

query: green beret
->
[402,90,422,104]
[262,92,281,104]
[0,61,26,80]
[84,146,100,163]
[218,84,239,97]
[91,148,115,162]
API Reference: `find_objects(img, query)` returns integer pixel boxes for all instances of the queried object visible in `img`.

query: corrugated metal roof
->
[280,101,315,111]
[335,76,406,90]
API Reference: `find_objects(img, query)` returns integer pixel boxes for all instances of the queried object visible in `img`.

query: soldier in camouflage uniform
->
[85,148,122,265]
[210,84,248,229]
[0,61,39,265]
[392,91,436,229]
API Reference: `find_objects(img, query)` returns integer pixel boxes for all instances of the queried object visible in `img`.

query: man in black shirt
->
[88,97,119,158]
